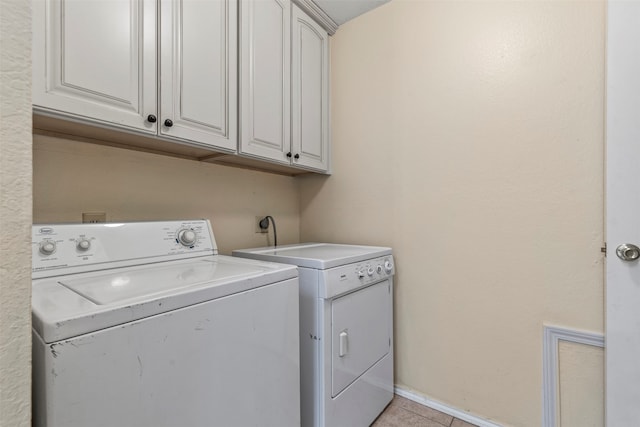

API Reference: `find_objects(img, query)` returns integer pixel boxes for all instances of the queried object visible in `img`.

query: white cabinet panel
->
[33,0,156,133]
[292,4,329,172]
[63,2,131,101]
[240,0,291,163]
[160,0,237,150]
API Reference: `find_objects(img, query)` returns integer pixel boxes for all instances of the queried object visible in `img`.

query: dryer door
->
[331,279,391,397]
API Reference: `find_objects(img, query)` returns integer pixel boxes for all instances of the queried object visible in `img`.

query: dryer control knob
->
[39,240,56,255]
[384,260,393,273]
[178,229,197,246]
[357,270,365,279]
[367,267,374,276]
[77,239,91,251]
[377,265,383,274]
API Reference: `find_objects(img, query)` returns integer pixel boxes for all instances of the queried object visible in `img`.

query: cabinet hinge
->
[601,243,607,256]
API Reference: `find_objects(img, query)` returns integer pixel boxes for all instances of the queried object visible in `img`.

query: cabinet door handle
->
[286,152,292,158]
[164,119,173,127]
[294,153,300,160]
[146,114,157,123]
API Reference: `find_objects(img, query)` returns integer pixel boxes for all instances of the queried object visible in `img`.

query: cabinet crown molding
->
[291,0,338,35]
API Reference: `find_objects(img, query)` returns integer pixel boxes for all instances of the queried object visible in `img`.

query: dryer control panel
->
[32,220,217,279]
[320,255,395,299]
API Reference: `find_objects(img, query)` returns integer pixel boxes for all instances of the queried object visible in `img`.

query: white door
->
[159,0,237,151]
[32,0,157,133]
[605,1,640,424]
[239,0,291,164]
[291,4,330,173]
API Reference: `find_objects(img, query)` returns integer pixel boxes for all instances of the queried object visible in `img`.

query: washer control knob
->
[377,265,383,274]
[357,270,365,279]
[367,267,374,276]
[77,239,91,251]
[384,260,393,273]
[178,229,197,246]
[39,240,56,255]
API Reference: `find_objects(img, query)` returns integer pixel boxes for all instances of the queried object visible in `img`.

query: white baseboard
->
[394,385,504,427]
[542,324,604,427]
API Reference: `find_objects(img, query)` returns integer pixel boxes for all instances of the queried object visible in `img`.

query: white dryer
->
[32,220,300,427]
[233,243,395,427]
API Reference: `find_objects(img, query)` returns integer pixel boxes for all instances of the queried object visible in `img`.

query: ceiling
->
[313,0,391,26]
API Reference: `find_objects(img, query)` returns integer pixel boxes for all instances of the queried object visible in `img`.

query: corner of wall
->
[0,0,33,425]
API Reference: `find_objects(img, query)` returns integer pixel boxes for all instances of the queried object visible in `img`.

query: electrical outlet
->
[255,216,268,233]
[82,212,107,223]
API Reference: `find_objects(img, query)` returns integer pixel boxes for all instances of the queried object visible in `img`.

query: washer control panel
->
[323,255,395,299]
[32,220,216,279]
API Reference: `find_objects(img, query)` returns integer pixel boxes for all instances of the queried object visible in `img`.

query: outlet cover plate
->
[82,212,107,223]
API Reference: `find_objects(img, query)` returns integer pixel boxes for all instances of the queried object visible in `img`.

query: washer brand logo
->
[39,227,54,234]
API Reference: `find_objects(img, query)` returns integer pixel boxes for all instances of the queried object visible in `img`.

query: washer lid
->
[32,255,297,343]
[233,243,392,269]
[59,259,269,305]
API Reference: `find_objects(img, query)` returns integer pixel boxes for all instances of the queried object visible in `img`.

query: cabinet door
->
[160,0,237,152]
[32,0,157,133]
[239,0,291,164]
[291,5,330,172]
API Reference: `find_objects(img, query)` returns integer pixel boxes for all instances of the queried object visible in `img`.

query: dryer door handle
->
[339,331,348,357]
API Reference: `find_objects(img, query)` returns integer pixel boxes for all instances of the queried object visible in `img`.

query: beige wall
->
[299,1,605,425]
[17,1,606,425]
[0,0,32,425]
[33,135,300,254]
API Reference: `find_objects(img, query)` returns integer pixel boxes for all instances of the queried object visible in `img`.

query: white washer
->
[32,220,300,427]
[232,243,395,427]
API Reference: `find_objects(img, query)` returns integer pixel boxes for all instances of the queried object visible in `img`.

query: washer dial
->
[39,240,56,255]
[77,239,91,251]
[177,229,197,247]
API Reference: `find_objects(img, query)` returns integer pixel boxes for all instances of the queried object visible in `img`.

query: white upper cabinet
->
[239,0,291,164]
[33,0,238,152]
[240,0,330,173]
[291,4,329,172]
[160,0,237,151]
[32,0,157,133]
[33,0,331,173]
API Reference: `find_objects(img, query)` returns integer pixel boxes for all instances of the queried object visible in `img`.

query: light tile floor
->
[372,395,479,427]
